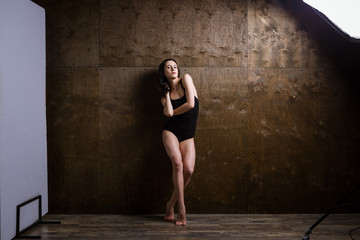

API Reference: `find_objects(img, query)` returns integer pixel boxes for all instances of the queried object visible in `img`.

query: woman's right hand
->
[160,83,170,95]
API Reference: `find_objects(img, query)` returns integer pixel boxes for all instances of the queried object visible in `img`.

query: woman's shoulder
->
[183,73,192,79]
[182,73,194,85]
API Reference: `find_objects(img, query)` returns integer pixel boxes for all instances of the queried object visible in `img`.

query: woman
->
[159,59,199,226]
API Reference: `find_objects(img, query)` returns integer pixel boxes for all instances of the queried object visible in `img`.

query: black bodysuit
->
[164,83,199,142]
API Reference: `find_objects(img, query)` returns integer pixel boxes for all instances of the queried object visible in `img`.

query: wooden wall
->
[34,0,360,213]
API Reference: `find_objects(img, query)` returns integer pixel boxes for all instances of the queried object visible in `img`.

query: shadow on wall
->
[128,68,173,213]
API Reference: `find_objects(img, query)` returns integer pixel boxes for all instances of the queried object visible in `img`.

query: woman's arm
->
[173,73,197,116]
[161,91,174,117]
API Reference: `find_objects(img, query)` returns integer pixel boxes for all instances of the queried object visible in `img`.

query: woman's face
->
[164,60,178,80]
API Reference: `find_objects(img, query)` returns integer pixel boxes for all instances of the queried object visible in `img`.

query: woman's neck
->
[169,77,180,91]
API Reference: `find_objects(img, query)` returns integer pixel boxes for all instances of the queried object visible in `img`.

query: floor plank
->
[16,214,360,240]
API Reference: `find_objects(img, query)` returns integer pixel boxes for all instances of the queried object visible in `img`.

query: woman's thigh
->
[179,138,196,170]
[162,130,182,164]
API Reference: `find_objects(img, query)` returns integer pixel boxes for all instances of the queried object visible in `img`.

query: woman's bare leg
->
[164,138,196,226]
[180,138,196,188]
[162,131,185,224]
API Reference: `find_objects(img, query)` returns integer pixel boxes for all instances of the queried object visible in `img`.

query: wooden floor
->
[17,214,360,240]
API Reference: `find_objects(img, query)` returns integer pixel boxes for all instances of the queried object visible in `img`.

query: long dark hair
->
[158,58,181,96]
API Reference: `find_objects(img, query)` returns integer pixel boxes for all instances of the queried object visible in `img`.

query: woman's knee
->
[170,154,183,171]
[184,165,194,178]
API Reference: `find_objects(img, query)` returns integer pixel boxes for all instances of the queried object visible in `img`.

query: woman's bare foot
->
[164,202,175,221]
[175,207,186,226]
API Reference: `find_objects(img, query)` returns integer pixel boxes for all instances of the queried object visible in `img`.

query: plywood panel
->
[47,67,100,213]
[100,0,247,67]
[190,67,249,130]
[247,0,330,68]
[57,156,100,213]
[245,67,360,213]
[99,67,164,157]
[246,67,344,141]
[97,159,131,213]
[47,67,100,158]
[44,0,99,66]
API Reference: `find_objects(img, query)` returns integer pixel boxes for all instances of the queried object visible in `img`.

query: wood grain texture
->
[21,214,360,240]
[43,0,99,66]
[247,0,331,68]
[46,67,101,212]
[100,0,247,67]
[46,67,100,158]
